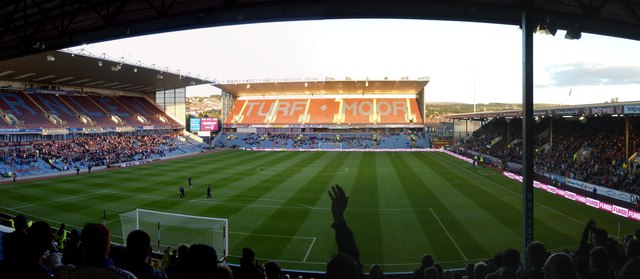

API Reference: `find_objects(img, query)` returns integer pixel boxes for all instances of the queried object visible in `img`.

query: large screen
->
[189,118,201,131]
[200,118,218,131]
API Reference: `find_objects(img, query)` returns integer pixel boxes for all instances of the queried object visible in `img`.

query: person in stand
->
[188,175,192,188]
[122,230,166,279]
[207,184,212,199]
[326,184,366,279]
[179,186,185,200]
[54,223,68,251]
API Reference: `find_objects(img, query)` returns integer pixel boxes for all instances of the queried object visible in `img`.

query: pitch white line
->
[303,237,316,263]
[229,231,315,240]
[10,190,108,210]
[438,155,585,226]
[105,218,120,224]
[429,208,468,261]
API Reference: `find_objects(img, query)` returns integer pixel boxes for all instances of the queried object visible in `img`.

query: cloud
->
[542,62,640,87]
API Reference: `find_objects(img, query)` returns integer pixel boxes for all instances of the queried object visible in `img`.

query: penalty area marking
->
[229,231,316,263]
[303,237,316,263]
[429,208,468,261]
[256,166,350,175]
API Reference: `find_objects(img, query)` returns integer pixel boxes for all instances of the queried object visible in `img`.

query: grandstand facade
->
[214,79,431,149]
[218,80,427,130]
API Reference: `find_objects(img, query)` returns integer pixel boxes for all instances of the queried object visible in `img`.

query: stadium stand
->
[218,84,429,151]
[456,115,640,200]
[0,91,51,128]
[0,89,183,132]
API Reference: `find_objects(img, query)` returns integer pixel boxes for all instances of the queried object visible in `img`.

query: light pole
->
[470,63,477,113]
[473,64,477,113]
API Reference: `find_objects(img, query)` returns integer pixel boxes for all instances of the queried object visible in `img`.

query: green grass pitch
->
[1,150,638,272]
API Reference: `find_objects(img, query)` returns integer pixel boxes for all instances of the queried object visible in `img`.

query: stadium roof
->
[0,50,212,94]
[1,1,640,61]
[214,79,429,96]
[445,101,640,119]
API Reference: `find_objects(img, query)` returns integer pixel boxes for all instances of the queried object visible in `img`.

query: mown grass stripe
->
[374,152,434,264]
[349,152,384,265]
[242,152,349,261]
[430,153,577,249]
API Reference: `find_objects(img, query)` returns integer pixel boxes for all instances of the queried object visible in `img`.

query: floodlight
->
[98,61,103,66]
[565,27,581,40]
[536,17,557,36]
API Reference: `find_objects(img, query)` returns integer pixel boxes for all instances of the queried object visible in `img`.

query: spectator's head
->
[423,266,439,279]
[624,233,635,247]
[26,220,53,261]
[421,254,435,268]
[58,223,66,232]
[543,253,578,279]
[593,229,609,246]
[326,253,359,279]
[68,228,80,244]
[502,248,520,269]
[13,214,29,232]
[473,262,489,279]
[265,260,282,279]
[184,244,219,279]
[80,223,111,264]
[125,229,152,263]
[176,244,190,262]
[216,263,234,279]
[589,246,609,270]
[626,239,640,259]
[369,264,384,279]
[526,241,549,270]
[240,247,256,266]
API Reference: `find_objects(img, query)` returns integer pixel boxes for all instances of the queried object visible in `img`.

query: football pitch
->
[1,150,638,272]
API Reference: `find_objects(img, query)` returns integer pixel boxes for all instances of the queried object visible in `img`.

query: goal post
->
[119,209,228,260]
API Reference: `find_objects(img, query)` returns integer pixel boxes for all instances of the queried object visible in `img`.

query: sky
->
[70,19,640,105]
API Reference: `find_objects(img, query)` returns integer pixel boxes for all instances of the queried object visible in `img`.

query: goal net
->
[318,142,343,149]
[119,209,228,260]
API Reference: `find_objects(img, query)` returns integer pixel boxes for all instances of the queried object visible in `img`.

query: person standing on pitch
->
[207,184,212,199]
[179,185,185,200]
[188,175,192,188]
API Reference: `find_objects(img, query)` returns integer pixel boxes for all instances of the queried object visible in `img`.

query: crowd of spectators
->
[459,117,640,196]
[35,134,175,169]
[0,134,207,177]
[0,146,42,176]
[2,184,640,279]
[219,131,427,149]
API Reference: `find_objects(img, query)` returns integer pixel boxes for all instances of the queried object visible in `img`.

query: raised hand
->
[328,184,348,223]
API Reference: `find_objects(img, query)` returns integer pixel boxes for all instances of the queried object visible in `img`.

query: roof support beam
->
[521,8,535,271]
